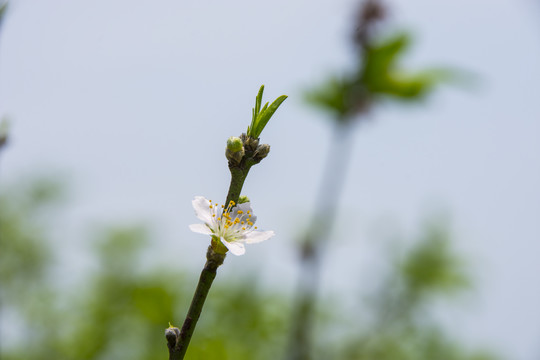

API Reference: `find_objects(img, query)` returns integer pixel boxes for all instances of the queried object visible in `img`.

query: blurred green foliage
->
[306,33,452,122]
[0,178,289,360]
[0,178,496,359]
[335,223,494,360]
[0,177,59,301]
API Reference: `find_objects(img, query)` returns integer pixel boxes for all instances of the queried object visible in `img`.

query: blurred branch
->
[0,118,9,173]
[286,121,354,360]
[288,0,455,358]
[0,1,7,27]
[287,3,387,358]
[0,119,7,150]
[0,1,9,164]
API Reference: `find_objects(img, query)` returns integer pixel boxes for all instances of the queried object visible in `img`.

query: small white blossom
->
[189,196,274,256]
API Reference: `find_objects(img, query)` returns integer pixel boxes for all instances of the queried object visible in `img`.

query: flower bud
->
[227,136,243,153]
[254,144,270,160]
[165,325,180,348]
[225,136,245,165]
[238,195,250,204]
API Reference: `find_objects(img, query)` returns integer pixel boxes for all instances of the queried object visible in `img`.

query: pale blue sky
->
[1,0,540,359]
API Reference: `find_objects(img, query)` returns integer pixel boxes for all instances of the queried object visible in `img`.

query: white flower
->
[189,196,274,256]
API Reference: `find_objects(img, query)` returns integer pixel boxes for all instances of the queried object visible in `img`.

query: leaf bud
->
[254,144,270,160]
[165,326,180,348]
[238,195,250,204]
[244,136,259,152]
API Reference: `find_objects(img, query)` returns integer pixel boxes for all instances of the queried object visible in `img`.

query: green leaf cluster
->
[361,34,445,98]
[306,33,453,122]
[247,85,287,138]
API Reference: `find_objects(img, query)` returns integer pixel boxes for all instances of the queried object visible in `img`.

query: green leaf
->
[305,77,350,119]
[254,85,264,119]
[361,33,410,94]
[247,85,287,138]
[252,95,288,138]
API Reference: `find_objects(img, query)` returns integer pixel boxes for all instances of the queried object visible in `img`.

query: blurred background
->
[1,0,539,359]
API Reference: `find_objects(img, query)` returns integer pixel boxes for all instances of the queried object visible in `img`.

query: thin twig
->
[166,135,264,359]
[168,246,225,360]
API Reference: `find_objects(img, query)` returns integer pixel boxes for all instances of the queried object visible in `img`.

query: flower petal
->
[221,238,246,256]
[231,205,259,228]
[189,223,213,235]
[230,202,252,221]
[192,196,213,224]
[236,202,252,213]
[244,230,274,244]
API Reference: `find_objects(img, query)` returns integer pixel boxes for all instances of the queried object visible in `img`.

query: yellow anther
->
[241,221,245,224]
[212,214,216,217]
[255,226,258,229]
[221,205,224,208]
[242,227,246,230]
[209,205,213,208]
[238,210,243,214]
[217,218,221,221]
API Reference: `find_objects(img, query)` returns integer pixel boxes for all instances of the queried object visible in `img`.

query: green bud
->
[238,195,250,204]
[225,136,245,165]
[227,136,243,153]
[226,148,244,165]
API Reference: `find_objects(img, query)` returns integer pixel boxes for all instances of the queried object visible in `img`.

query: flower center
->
[207,200,257,238]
